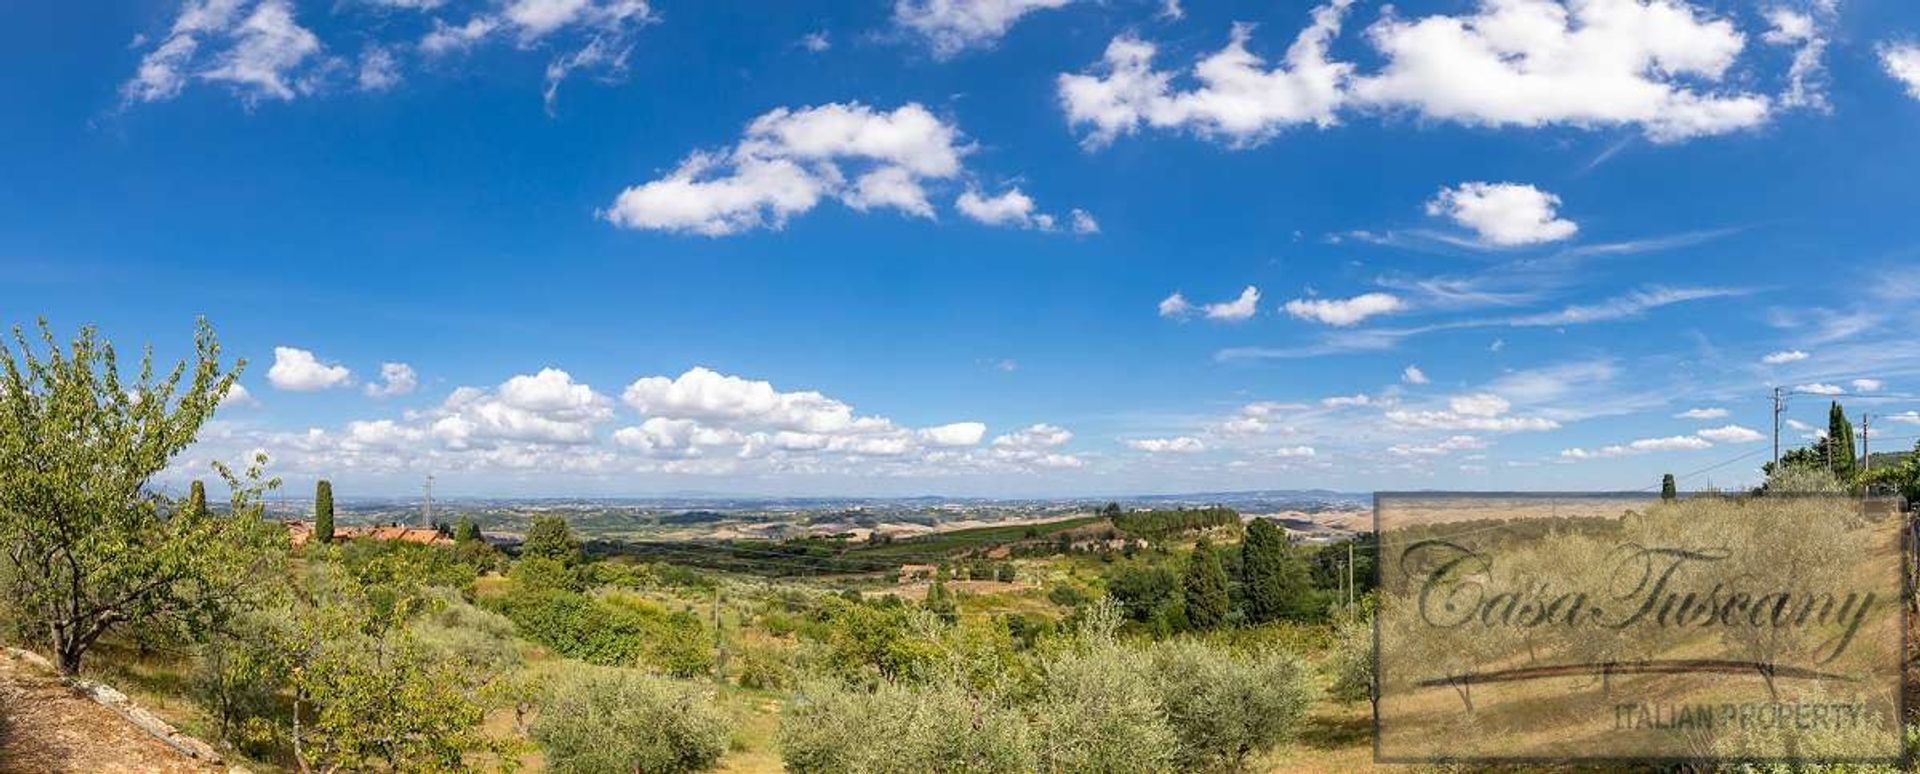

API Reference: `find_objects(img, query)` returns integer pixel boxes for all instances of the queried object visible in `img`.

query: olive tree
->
[534,664,730,774]
[0,319,280,674]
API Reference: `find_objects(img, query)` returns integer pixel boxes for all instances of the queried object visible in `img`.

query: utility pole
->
[712,586,727,683]
[1771,386,1786,469]
[423,473,434,529]
[1861,414,1871,478]
[1347,540,1355,609]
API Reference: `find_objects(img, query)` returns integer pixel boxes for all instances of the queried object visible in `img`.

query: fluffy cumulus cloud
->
[432,368,615,447]
[1401,365,1429,385]
[1203,286,1261,321]
[1884,43,1920,99]
[1762,349,1810,364]
[364,362,419,398]
[1283,292,1404,326]
[1160,287,1259,321]
[1388,434,1484,456]
[1676,407,1728,419]
[1126,436,1206,453]
[1352,0,1772,142]
[219,383,257,407]
[990,423,1082,468]
[1058,1,1353,148]
[1851,378,1884,392]
[125,0,656,108]
[895,0,1071,58]
[1062,0,1800,148]
[1425,182,1578,247]
[604,103,1077,236]
[267,346,352,391]
[1794,382,1844,395]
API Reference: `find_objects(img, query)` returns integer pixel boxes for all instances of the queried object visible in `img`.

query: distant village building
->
[284,520,451,548]
[897,564,938,583]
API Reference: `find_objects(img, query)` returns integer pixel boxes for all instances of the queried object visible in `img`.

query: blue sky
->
[4,0,1919,497]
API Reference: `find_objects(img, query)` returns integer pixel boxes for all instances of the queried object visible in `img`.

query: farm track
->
[0,650,218,774]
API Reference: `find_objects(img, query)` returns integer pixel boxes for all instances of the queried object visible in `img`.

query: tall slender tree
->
[1240,519,1309,623]
[1660,474,1677,501]
[314,479,335,544]
[1183,537,1231,630]
[1826,401,1856,478]
[186,479,208,517]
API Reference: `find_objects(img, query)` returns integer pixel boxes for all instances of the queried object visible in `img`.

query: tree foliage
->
[1239,519,1312,624]
[533,665,729,774]
[0,319,283,674]
[314,479,335,544]
[1181,538,1230,630]
[523,515,581,564]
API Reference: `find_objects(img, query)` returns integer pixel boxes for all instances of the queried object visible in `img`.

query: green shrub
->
[736,641,795,690]
[532,665,729,774]
[1032,642,1178,773]
[1147,639,1315,770]
[780,679,1034,774]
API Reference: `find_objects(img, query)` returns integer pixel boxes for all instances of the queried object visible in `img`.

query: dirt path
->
[0,650,218,774]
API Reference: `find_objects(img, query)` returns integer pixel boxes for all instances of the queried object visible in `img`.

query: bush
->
[780,679,1033,774]
[1147,639,1315,770]
[737,641,795,690]
[532,665,729,774]
[1032,643,1178,773]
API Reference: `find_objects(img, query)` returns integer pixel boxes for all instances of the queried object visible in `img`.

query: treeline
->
[1104,519,1342,636]
[1104,503,1241,538]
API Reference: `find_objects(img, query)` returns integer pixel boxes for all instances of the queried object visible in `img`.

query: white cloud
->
[1696,424,1764,443]
[1425,182,1578,247]
[1885,411,1920,426]
[1762,8,1831,111]
[1851,378,1884,392]
[1883,42,1920,100]
[1386,391,1558,432]
[1158,291,1192,319]
[125,0,324,104]
[1203,286,1261,321]
[357,45,401,91]
[990,423,1082,468]
[605,103,1059,236]
[623,367,872,434]
[956,187,1054,230]
[342,419,427,450]
[1158,0,1183,21]
[921,422,987,446]
[1388,434,1484,456]
[1321,393,1372,408]
[1264,445,1317,458]
[1676,407,1728,419]
[800,31,831,52]
[1448,393,1509,417]
[219,383,257,407]
[1058,1,1353,148]
[1505,286,1744,327]
[1401,365,1429,385]
[364,362,420,398]
[1126,436,1206,453]
[432,368,614,447]
[1762,349,1809,364]
[1795,382,1844,395]
[895,0,1072,58]
[268,347,352,391]
[1283,292,1404,326]
[1069,208,1100,235]
[1350,0,1771,142]
[1563,434,1713,459]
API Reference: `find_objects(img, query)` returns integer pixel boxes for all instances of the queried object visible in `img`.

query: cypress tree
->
[924,575,957,623]
[1660,474,1676,501]
[1183,537,1231,630]
[1826,401,1856,477]
[315,479,335,544]
[185,480,207,518]
[1240,519,1289,624]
